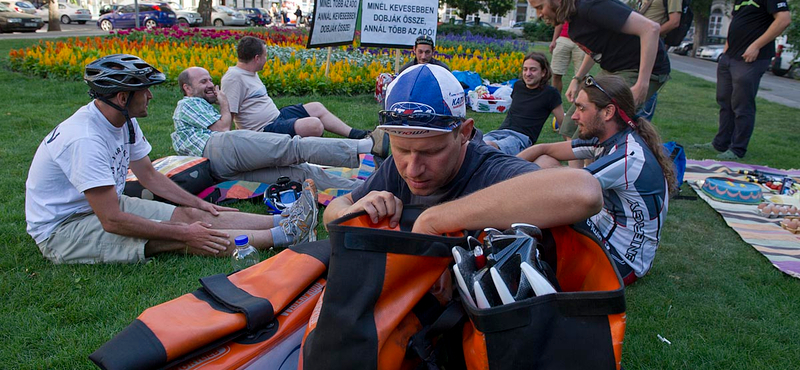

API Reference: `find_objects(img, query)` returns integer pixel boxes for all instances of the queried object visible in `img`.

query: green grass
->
[2,38,800,369]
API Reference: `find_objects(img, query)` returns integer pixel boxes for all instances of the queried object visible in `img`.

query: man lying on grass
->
[25,54,313,264]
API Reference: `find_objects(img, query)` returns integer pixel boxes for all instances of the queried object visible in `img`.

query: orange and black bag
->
[300,207,465,370]
[89,241,332,370]
[460,225,627,370]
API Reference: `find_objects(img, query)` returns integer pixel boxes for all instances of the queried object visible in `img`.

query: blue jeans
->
[713,54,770,157]
[483,129,532,156]
[640,91,658,121]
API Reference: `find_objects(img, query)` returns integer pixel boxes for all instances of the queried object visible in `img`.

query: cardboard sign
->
[360,0,439,48]
[307,0,360,48]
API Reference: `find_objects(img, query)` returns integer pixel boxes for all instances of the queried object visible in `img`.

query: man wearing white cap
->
[323,64,602,230]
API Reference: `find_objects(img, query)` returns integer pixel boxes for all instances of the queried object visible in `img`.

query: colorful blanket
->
[685,159,800,278]
[317,154,377,206]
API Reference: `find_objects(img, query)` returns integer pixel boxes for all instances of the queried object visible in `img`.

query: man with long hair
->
[512,75,676,285]
[483,51,564,155]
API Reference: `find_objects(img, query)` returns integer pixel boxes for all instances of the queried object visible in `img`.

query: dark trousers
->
[714,54,770,157]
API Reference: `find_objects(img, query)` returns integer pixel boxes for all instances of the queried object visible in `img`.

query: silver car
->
[167,2,201,26]
[210,5,245,26]
[0,0,36,15]
[36,2,91,24]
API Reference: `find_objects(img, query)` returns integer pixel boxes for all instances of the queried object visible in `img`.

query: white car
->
[203,5,245,26]
[771,43,797,78]
[36,2,91,24]
[0,0,36,14]
[167,2,201,26]
[695,44,724,62]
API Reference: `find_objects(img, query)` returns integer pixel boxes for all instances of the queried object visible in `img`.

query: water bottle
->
[231,235,260,271]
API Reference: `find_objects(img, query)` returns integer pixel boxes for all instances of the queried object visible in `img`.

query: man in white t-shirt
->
[25,54,315,264]
[221,36,370,139]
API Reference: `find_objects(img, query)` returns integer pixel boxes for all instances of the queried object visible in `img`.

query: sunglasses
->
[584,76,636,129]
[378,110,464,131]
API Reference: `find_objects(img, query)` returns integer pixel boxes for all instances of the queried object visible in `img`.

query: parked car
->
[0,0,36,14]
[770,43,797,77]
[498,21,528,36]
[695,36,726,62]
[671,38,693,56]
[97,2,176,31]
[0,1,43,32]
[238,7,270,26]
[207,5,246,26]
[166,2,201,26]
[36,2,90,24]
[450,18,496,28]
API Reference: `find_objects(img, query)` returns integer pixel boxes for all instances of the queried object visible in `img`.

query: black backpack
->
[662,0,693,47]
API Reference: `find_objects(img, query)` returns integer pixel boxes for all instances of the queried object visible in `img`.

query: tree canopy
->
[440,0,515,21]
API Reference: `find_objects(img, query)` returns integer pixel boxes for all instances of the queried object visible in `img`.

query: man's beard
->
[524,75,541,88]
[577,113,605,140]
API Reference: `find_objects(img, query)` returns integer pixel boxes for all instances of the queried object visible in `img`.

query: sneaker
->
[370,128,390,158]
[280,180,318,247]
[692,142,720,151]
[348,128,371,139]
[717,150,743,160]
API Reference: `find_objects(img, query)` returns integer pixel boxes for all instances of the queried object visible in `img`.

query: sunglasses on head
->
[584,75,636,129]
[378,110,464,131]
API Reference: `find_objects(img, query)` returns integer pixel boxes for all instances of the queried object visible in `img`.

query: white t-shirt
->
[25,101,152,244]
[220,66,280,131]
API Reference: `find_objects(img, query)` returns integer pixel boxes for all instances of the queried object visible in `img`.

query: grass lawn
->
[1,37,799,369]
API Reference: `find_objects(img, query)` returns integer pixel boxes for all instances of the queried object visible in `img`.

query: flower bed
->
[8,27,526,96]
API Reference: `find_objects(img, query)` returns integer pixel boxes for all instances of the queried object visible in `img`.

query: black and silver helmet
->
[84,54,166,95]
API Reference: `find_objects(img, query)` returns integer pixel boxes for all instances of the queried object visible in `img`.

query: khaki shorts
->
[37,195,176,264]
[551,37,586,76]
[558,69,671,138]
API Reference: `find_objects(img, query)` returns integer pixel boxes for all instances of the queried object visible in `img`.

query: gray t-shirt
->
[220,66,280,131]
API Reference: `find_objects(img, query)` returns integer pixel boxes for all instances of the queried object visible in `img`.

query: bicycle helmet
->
[84,54,165,144]
[84,54,165,95]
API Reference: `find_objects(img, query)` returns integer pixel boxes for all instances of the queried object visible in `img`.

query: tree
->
[689,0,716,57]
[198,0,212,27]
[47,0,61,32]
[440,0,515,23]
[787,1,800,46]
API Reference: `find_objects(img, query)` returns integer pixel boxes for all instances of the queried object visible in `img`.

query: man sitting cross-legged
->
[25,55,316,264]
[172,66,389,192]
[517,75,677,285]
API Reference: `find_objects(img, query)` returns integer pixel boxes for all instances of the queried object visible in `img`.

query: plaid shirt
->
[171,97,221,157]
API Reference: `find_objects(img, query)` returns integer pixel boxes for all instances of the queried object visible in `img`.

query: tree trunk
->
[692,16,709,58]
[198,0,212,26]
[47,0,61,31]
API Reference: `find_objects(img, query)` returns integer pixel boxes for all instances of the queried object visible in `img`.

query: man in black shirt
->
[695,0,790,160]
[529,0,671,141]
[483,52,563,155]
[398,35,450,74]
[322,64,601,230]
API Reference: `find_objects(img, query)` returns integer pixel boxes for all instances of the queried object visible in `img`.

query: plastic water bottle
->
[231,235,260,271]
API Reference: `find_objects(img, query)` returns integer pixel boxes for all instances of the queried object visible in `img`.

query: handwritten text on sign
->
[308,0,360,47]
[360,0,439,47]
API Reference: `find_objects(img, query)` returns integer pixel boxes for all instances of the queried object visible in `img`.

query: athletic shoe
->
[717,150,743,160]
[370,128,390,168]
[280,180,318,247]
[349,128,371,139]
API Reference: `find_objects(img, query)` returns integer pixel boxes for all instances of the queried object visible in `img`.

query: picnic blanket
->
[684,159,800,278]
[317,153,377,206]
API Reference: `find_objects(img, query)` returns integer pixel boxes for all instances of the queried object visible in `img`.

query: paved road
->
[0,22,108,39]
[669,53,800,109]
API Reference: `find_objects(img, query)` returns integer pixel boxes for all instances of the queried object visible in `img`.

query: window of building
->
[709,9,723,36]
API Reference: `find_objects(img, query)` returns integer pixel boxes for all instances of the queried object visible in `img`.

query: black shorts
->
[262,104,309,136]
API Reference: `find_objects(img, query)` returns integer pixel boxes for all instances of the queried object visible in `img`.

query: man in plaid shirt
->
[172,67,389,191]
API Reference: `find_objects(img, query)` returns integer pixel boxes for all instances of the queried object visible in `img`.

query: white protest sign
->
[360,0,439,48]
[306,0,360,48]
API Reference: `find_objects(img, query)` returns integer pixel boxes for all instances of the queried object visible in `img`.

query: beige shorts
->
[551,37,586,76]
[37,195,176,264]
